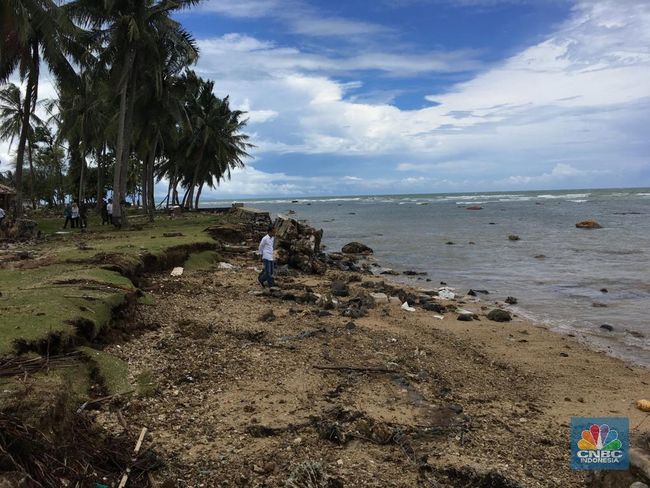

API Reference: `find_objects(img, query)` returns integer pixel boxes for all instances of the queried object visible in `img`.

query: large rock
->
[342,242,373,254]
[576,220,603,229]
[274,216,325,274]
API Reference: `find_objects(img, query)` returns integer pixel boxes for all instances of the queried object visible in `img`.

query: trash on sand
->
[438,288,455,300]
[636,399,650,412]
[170,267,184,276]
[218,262,235,269]
[401,302,416,312]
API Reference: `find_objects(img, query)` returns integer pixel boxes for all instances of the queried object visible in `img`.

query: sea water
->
[203,188,650,367]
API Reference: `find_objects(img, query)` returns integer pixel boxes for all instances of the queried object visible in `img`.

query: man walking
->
[258,226,275,287]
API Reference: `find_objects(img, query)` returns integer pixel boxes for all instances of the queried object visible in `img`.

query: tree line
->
[0,0,252,225]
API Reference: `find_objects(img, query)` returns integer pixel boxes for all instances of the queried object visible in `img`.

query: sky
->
[2,0,650,198]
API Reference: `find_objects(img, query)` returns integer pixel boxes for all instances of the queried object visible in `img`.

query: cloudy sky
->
[2,0,649,198]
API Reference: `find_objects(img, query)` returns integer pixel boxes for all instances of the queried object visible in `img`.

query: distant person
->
[79,202,88,228]
[107,199,113,225]
[257,226,276,287]
[0,206,5,227]
[71,202,80,228]
[101,199,109,225]
[63,203,72,229]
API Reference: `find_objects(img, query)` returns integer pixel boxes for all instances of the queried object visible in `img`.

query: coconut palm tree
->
[66,0,200,226]
[0,83,45,207]
[0,0,78,215]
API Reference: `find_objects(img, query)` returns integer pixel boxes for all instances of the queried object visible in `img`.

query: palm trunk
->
[14,76,35,217]
[27,136,36,209]
[194,182,204,209]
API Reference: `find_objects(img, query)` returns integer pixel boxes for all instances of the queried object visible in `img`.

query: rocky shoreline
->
[96,208,650,487]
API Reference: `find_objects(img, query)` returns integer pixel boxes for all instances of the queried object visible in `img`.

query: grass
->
[0,210,225,357]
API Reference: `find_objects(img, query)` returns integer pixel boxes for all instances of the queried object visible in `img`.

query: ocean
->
[203,188,650,367]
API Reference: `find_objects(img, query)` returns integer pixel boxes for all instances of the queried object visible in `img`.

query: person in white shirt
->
[258,226,276,287]
[107,199,113,225]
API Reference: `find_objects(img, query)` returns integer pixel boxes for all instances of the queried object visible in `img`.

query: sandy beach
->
[96,217,650,487]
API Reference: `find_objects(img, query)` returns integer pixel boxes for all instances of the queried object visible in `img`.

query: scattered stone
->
[600,324,614,332]
[487,309,512,322]
[576,220,603,229]
[508,235,520,241]
[258,309,276,322]
[505,296,518,305]
[341,242,373,254]
[330,281,350,297]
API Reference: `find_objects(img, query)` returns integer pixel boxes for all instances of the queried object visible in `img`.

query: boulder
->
[274,216,325,274]
[487,309,512,322]
[342,242,373,254]
[331,280,350,297]
[576,220,602,229]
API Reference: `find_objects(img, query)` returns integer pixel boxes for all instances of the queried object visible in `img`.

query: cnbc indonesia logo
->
[571,417,629,470]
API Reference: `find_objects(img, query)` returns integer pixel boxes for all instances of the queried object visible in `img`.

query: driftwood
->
[313,365,395,374]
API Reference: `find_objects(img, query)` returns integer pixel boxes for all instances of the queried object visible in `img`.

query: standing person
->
[258,226,276,287]
[63,203,72,229]
[100,199,109,225]
[107,199,113,225]
[79,202,88,229]
[71,202,80,228]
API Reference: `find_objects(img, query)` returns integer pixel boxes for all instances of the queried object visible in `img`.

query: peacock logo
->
[577,424,622,451]
[571,417,629,470]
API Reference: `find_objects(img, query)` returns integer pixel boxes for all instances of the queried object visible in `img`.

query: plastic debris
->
[401,302,416,312]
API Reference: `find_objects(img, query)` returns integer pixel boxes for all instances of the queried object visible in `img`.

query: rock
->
[422,302,447,314]
[380,269,399,276]
[331,281,349,297]
[274,216,325,274]
[576,220,603,229]
[259,309,276,322]
[341,242,373,254]
[487,309,512,322]
[370,292,389,304]
[600,324,614,332]
[508,234,520,241]
[505,296,518,305]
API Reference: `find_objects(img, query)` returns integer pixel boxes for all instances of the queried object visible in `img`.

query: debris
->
[401,302,416,312]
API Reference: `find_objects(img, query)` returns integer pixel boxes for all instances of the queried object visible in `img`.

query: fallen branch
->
[313,365,396,374]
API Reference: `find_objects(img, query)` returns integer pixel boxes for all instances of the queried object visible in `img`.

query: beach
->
[1,207,649,487]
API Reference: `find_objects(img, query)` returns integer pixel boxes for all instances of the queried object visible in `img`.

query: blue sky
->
[2,0,649,198]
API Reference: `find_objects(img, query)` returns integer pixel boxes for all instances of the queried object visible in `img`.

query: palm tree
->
[0,0,77,216]
[67,0,200,226]
[182,77,252,209]
[0,83,44,208]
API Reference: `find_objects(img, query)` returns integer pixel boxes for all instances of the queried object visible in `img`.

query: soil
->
[98,249,650,487]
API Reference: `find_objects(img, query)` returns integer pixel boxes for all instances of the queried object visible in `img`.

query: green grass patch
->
[183,250,219,273]
[78,346,132,395]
